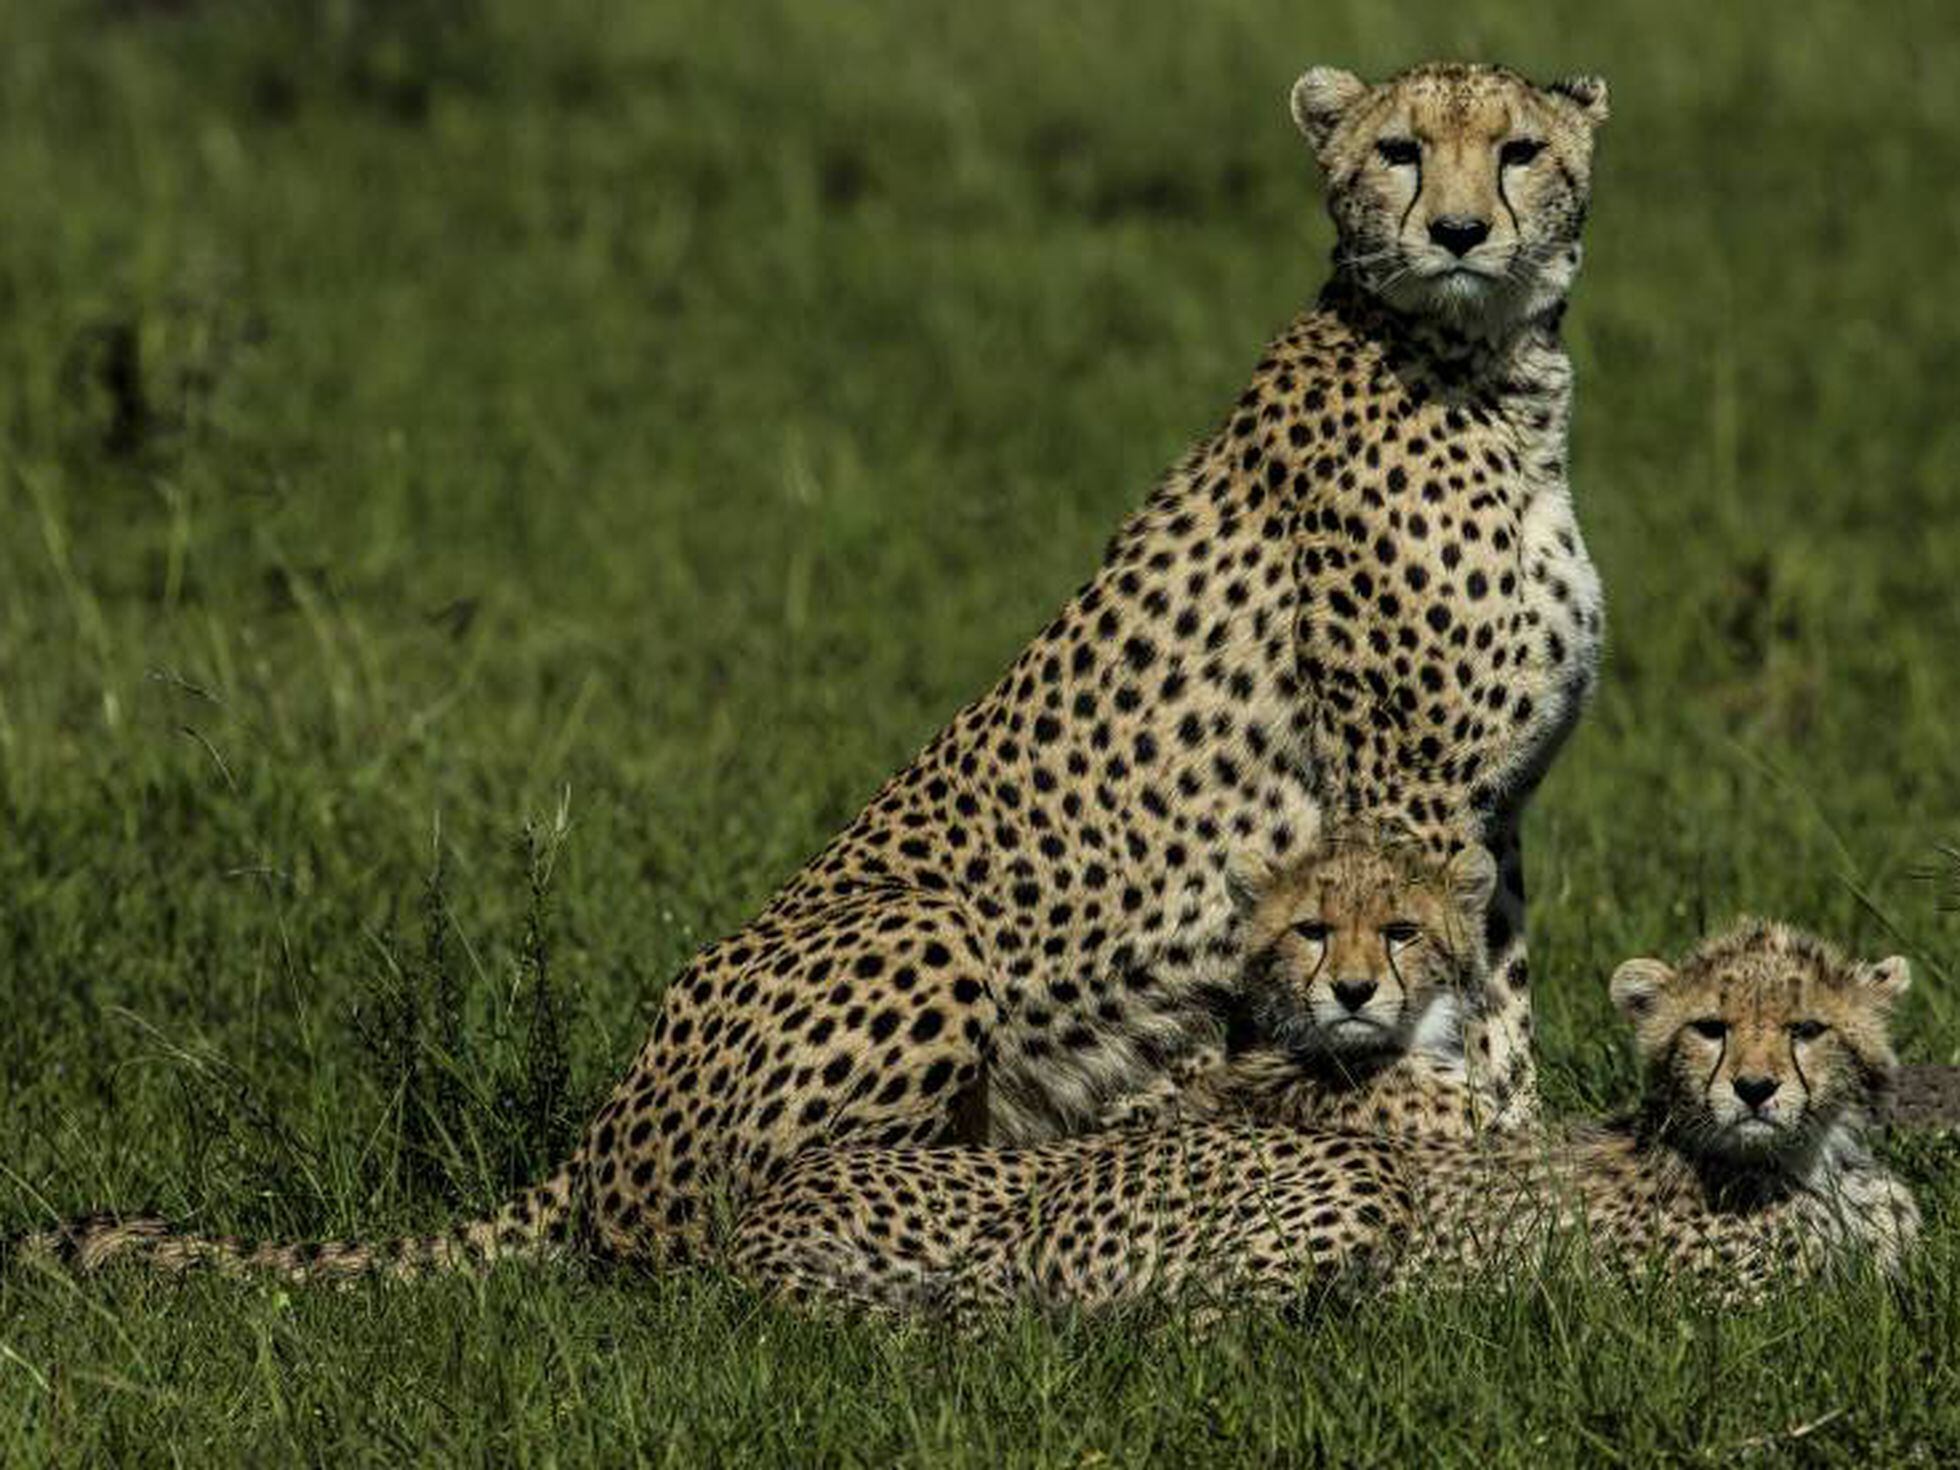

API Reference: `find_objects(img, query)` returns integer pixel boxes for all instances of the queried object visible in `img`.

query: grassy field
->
[4,0,1960,1461]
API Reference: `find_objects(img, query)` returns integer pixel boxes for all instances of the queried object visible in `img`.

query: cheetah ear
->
[1546,74,1610,127]
[1609,958,1674,1021]
[1855,955,1912,1005]
[1444,845,1498,919]
[1290,67,1369,155]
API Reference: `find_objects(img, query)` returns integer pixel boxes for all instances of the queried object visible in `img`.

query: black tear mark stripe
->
[1305,940,1329,985]
[1495,167,1522,239]
[1398,159,1424,237]
[1700,1030,1729,1097]
[1789,1037,1813,1103]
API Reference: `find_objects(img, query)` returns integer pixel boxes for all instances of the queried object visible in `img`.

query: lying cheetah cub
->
[1101,828,1499,1139]
[725,831,1494,1316]
[726,919,1919,1317]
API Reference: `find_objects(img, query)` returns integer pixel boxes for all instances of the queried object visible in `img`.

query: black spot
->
[910,1009,946,1042]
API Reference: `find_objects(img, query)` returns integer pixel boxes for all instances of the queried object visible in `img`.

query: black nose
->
[1733,1075,1778,1109]
[1428,216,1491,257]
[1332,979,1378,1013]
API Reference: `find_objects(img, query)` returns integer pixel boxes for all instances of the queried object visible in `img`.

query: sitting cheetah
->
[725,921,1919,1318]
[14,61,1611,1276]
[1098,822,1499,1138]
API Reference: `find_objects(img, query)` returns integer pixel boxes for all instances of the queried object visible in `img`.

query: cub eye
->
[1376,137,1421,167]
[1293,921,1331,943]
[1788,1020,1827,1042]
[1688,1018,1729,1041]
[1381,922,1421,945]
[1499,138,1545,167]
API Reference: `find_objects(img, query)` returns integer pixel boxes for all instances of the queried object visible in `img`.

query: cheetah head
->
[1291,61,1608,334]
[1612,919,1908,1179]
[1236,826,1496,1065]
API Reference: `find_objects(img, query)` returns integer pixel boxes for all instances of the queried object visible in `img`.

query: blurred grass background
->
[2,0,1959,1462]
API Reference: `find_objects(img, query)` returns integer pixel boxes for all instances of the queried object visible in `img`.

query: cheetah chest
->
[1296,401,1600,824]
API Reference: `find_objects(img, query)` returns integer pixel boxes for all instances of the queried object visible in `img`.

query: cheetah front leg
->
[1465,822,1538,1128]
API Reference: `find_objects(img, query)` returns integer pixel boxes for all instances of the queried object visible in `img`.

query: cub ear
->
[1855,955,1912,1004]
[1444,845,1498,918]
[1546,74,1610,127]
[1609,957,1674,1021]
[1290,67,1369,154]
[1225,850,1277,918]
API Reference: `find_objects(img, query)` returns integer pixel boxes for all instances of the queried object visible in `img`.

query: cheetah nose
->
[1428,216,1491,257]
[1332,979,1379,1013]
[1733,1075,1779,1110]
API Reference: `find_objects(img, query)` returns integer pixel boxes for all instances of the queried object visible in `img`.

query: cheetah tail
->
[5,1154,587,1284]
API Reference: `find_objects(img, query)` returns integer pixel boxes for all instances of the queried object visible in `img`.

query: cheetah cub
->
[725,920,1919,1317]
[1101,826,1500,1139]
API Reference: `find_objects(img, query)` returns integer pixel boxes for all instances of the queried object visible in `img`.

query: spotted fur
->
[8,1161,582,1283]
[726,921,1918,1317]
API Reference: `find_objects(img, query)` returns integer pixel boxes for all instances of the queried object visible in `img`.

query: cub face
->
[1237,828,1496,1062]
[1611,919,1909,1170]
[1291,61,1609,331]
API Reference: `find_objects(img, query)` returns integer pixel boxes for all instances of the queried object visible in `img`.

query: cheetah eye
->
[1499,138,1545,167]
[1375,137,1421,167]
[1788,1020,1828,1042]
[1688,1018,1729,1041]
[1293,921,1331,944]
[1380,921,1421,945]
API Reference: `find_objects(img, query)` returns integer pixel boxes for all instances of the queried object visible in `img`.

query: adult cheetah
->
[15,61,1610,1276]
[725,921,1920,1318]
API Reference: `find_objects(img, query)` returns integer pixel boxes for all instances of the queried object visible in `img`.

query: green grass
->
[4,0,1960,1461]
